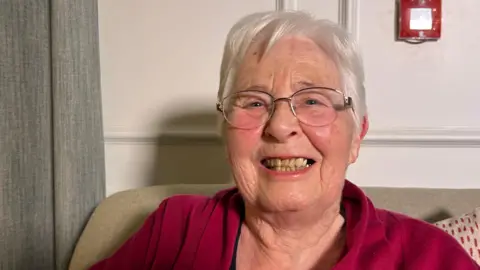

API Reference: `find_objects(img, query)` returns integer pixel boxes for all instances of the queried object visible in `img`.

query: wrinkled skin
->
[224,35,369,269]
[225,35,367,218]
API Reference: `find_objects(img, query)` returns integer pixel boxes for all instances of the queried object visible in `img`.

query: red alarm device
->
[398,0,442,41]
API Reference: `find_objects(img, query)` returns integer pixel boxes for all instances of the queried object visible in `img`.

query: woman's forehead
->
[234,36,340,91]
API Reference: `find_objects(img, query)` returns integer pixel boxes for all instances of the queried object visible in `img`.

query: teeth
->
[263,158,312,171]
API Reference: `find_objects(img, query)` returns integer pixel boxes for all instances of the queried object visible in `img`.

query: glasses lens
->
[222,91,272,129]
[291,89,340,126]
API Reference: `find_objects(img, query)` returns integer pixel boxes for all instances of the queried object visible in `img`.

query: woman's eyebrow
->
[294,81,320,88]
[241,84,270,91]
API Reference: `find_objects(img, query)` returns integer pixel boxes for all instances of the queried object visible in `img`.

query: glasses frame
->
[216,87,353,129]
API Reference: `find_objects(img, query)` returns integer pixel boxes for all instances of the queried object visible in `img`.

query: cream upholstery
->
[69,184,480,270]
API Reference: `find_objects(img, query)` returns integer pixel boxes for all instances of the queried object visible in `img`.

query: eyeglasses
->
[216,87,353,129]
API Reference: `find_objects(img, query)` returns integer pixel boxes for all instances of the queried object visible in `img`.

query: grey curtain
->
[0,1,105,270]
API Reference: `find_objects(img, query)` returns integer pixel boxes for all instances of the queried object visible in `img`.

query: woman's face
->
[225,35,363,212]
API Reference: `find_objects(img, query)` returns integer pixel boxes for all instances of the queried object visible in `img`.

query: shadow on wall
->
[148,110,233,186]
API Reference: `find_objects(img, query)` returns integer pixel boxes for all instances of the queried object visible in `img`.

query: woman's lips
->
[259,157,316,178]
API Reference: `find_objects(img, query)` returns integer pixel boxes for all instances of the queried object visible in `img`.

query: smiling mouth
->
[261,157,316,172]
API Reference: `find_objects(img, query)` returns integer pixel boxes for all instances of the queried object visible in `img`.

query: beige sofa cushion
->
[435,207,480,264]
[69,184,480,270]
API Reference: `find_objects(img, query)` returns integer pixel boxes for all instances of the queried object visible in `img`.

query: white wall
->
[99,0,480,196]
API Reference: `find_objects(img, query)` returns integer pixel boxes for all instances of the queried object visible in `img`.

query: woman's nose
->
[263,101,300,142]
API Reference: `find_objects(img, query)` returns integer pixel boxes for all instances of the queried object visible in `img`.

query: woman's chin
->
[236,173,324,213]
[256,189,320,213]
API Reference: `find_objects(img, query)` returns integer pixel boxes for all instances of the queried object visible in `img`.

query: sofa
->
[68,184,480,270]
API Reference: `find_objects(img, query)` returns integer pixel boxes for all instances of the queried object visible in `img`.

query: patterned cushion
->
[434,207,480,264]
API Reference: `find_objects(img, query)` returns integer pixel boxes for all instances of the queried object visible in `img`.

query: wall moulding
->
[339,0,360,39]
[276,0,360,38]
[276,0,298,11]
[104,127,480,148]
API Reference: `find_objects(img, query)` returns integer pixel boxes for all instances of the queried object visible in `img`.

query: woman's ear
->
[359,115,369,140]
[348,115,369,164]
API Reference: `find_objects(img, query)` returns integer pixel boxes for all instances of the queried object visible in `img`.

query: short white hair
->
[217,10,367,133]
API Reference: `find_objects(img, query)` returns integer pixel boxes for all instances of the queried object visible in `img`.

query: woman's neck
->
[237,202,346,270]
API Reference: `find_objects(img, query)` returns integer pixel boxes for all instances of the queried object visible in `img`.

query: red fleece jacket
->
[89,181,480,269]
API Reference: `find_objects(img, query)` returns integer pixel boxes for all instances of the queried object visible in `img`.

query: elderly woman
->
[90,11,479,270]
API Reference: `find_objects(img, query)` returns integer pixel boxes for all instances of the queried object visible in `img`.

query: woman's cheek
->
[300,124,333,153]
[301,123,352,165]
[226,127,263,158]
[225,128,263,201]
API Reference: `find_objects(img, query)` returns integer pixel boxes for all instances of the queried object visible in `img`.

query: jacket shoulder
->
[159,186,238,214]
[155,186,240,226]
[378,209,478,268]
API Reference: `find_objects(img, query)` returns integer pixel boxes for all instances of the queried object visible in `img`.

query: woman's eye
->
[305,99,318,105]
[303,99,325,106]
[236,99,265,108]
[247,101,264,107]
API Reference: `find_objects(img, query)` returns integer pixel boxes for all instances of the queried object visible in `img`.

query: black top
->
[229,223,241,270]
